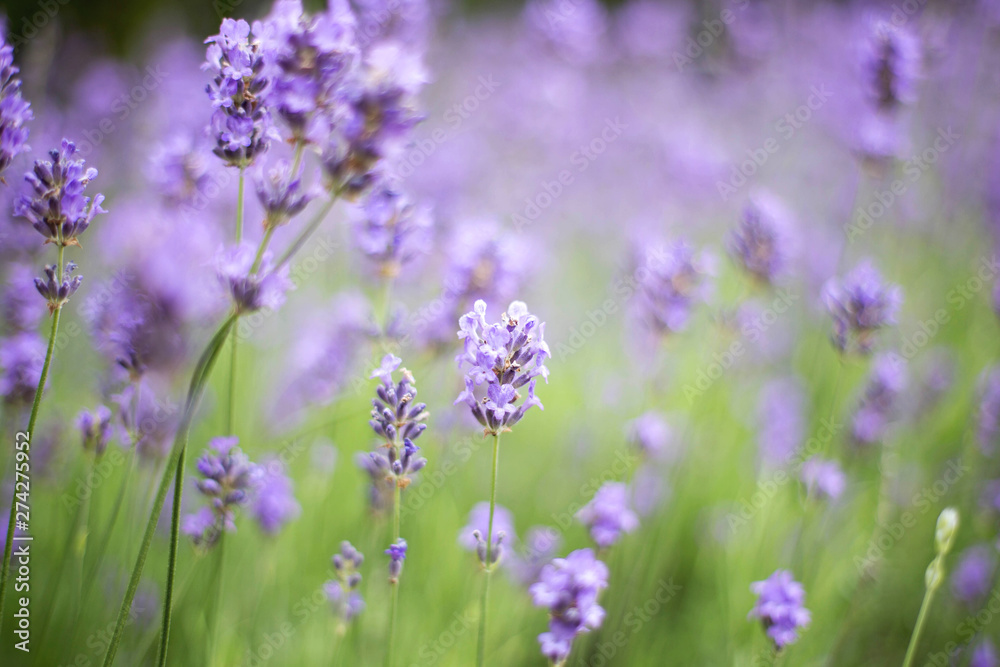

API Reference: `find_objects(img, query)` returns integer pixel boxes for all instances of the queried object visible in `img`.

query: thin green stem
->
[236,168,245,243]
[0,252,63,631]
[290,141,305,175]
[156,443,187,667]
[901,584,937,667]
[227,167,246,437]
[476,432,501,667]
[275,196,337,269]
[386,483,401,667]
[251,225,277,275]
[207,535,226,666]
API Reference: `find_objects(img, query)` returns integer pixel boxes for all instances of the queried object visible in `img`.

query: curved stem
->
[156,443,187,667]
[476,432,501,667]
[901,584,936,667]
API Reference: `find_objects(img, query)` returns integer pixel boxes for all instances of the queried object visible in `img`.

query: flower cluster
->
[863,19,920,113]
[34,262,82,314]
[77,405,113,456]
[216,243,294,313]
[454,300,549,435]
[576,482,639,549]
[977,366,1000,455]
[727,194,795,284]
[824,260,901,355]
[851,353,907,446]
[0,332,44,406]
[182,436,259,548]
[459,502,516,568]
[386,538,407,583]
[529,549,609,664]
[325,541,365,629]
[748,569,811,650]
[799,458,846,501]
[634,239,712,336]
[626,411,673,460]
[250,458,301,535]
[15,139,106,248]
[950,544,996,606]
[204,18,275,167]
[255,160,315,229]
[0,26,32,178]
[351,183,431,278]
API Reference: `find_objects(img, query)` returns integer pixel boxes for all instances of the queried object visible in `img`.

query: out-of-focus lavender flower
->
[727,194,796,284]
[15,139,106,248]
[354,0,432,48]
[951,545,996,605]
[800,458,846,501]
[183,436,259,547]
[216,242,294,313]
[254,160,315,229]
[1,264,44,333]
[325,541,365,628]
[510,526,561,587]
[0,332,44,405]
[530,549,609,665]
[111,381,179,462]
[0,24,31,178]
[757,378,805,466]
[204,18,275,167]
[633,240,713,337]
[977,366,1000,455]
[851,353,907,445]
[972,639,1000,667]
[454,300,549,434]
[576,482,639,549]
[34,262,82,314]
[77,405,113,456]
[386,538,407,583]
[863,19,920,113]
[351,183,431,277]
[251,457,301,535]
[631,465,668,517]
[524,0,608,65]
[362,354,428,493]
[748,570,811,650]
[459,501,516,567]
[824,260,901,355]
[147,135,213,207]
[626,411,672,460]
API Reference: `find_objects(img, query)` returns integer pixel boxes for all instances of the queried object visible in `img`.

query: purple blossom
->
[800,458,846,501]
[77,405,113,456]
[111,381,179,462]
[363,354,428,494]
[510,526,561,587]
[183,436,260,548]
[0,25,31,178]
[386,538,407,583]
[325,541,365,625]
[972,639,1000,667]
[216,242,294,313]
[576,482,639,549]
[824,260,902,355]
[951,545,996,605]
[633,240,713,336]
[862,19,920,112]
[748,570,811,650]
[459,502,516,567]
[251,458,301,535]
[851,353,907,446]
[254,160,316,228]
[15,139,106,247]
[351,182,431,277]
[147,135,213,207]
[0,332,44,405]
[977,366,1000,454]
[757,378,805,466]
[454,300,549,434]
[1,264,44,333]
[529,549,609,664]
[727,193,795,284]
[626,411,673,460]
[34,262,82,314]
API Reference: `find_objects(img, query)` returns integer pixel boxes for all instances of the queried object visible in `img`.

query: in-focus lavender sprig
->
[34,262,82,315]
[363,353,428,492]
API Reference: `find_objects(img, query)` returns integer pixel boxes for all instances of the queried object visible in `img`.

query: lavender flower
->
[255,160,315,229]
[111,382,179,461]
[529,549,609,665]
[0,332,44,405]
[351,183,431,277]
[972,639,1000,667]
[757,378,806,466]
[727,194,795,284]
[977,366,1000,454]
[251,457,301,535]
[459,502,517,567]
[510,526,561,587]
[748,570,811,650]
[951,545,996,605]
[824,260,902,355]
[325,541,365,628]
[204,18,275,167]
[576,482,639,549]
[634,240,713,336]
[454,300,549,434]
[0,25,32,178]
[626,411,673,460]
[800,458,846,501]
[1,264,44,333]
[15,139,106,247]
[182,436,259,547]
[362,354,428,493]
[216,242,294,313]
[77,405,113,456]
[386,538,407,583]
[863,19,920,112]
[851,353,907,445]
[34,262,82,314]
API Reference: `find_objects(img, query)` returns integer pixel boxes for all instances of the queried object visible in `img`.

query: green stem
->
[156,444,187,667]
[236,168,245,243]
[386,483,401,667]
[901,584,937,667]
[102,314,237,667]
[275,196,337,269]
[290,141,305,175]
[227,168,246,437]
[476,432,501,667]
[251,225,277,275]
[0,254,63,632]
[207,535,226,666]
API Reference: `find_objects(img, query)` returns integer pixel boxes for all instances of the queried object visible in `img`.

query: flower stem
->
[102,313,237,667]
[227,168,246,436]
[207,534,226,665]
[236,168,245,244]
[901,584,937,667]
[386,483,401,667]
[476,431,501,667]
[275,197,337,269]
[156,442,187,667]
[0,249,64,633]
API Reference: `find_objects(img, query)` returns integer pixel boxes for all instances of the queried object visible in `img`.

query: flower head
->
[459,502,517,567]
[626,411,673,460]
[748,570,811,650]
[977,366,1000,454]
[386,538,407,583]
[351,182,431,277]
[851,353,907,445]
[251,457,301,535]
[727,194,795,284]
[757,378,805,466]
[863,19,920,112]
[951,544,996,606]
[34,262,82,314]
[800,458,846,501]
[576,482,639,549]
[363,353,428,491]
[529,549,609,664]
[183,436,259,547]
[824,260,901,354]
[0,332,44,405]
[325,541,365,628]
[216,242,294,313]
[254,160,315,229]
[633,240,713,336]
[0,26,32,178]
[77,405,113,456]
[972,639,999,667]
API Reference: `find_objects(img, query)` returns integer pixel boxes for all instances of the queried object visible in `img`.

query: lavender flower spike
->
[363,353,428,493]
[77,405,113,456]
[727,194,795,284]
[325,541,365,630]
[455,300,550,435]
[216,242,294,313]
[34,262,82,314]
[255,160,315,229]
[530,549,609,665]
[459,502,517,567]
[182,436,259,548]
[386,538,407,583]
[824,260,902,355]
[0,24,32,178]
[251,457,301,535]
[576,482,639,549]
[748,570,811,650]
[351,182,432,278]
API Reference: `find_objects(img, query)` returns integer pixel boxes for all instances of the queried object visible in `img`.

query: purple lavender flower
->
[182,436,259,547]
[251,457,301,535]
[459,502,517,567]
[626,411,673,460]
[325,541,365,627]
[727,194,795,284]
[363,354,428,492]
[851,353,907,446]
[385,538,407,583]
[529,549,609,665]
[111,381,179,462]
[1,264,44,334]
[972,639,1000,667]
[147,135,213,207]
[255,160,315,229]
[15,139,106,247]
[77,405,113,456]
[351,183,431,277]
[216,242,294,313]
[576,482,639,549]
[863,19,920,112]
[204,18,275,167]
[633,239,713,336]
[800,458,846,501]
[748,570,811,650]
[0,332,44,405]
[34,262,82,314]
[0,25,32,178]
[951,545,996,605]
[824,260,902,355]
[757,378,805,466]
[510,526,561,587]
[454,300,549,434]
[978,366,1000,454]
[524,0,608,65]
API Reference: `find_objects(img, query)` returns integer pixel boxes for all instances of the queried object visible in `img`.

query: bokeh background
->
[1,0,1000,665]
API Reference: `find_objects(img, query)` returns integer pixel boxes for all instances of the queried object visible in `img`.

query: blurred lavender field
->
[1,0,1000,665]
